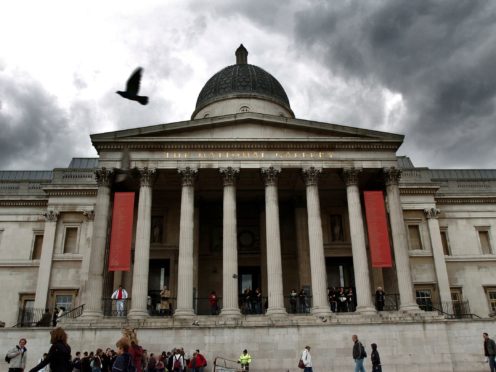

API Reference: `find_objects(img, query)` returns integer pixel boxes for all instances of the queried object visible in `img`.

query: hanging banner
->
[108,192,135,271]
[364,191,393,268]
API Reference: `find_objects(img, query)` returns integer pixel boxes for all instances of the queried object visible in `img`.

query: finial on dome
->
[235,44,248,65]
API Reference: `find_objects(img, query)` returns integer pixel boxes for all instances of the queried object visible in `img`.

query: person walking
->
[29,327,72,372]
[6,337,28,372]
[237,349,251,371]
[111,285,128,317]
[301,345,313,372]
[370,343,381,372]
[484,332,496,372]
[352,334,367,372]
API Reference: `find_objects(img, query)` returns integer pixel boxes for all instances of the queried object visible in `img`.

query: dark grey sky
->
[0,0,495,170]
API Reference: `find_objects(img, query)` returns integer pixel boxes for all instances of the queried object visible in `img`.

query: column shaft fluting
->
[175,168,197,318]
[384,168,419,311]
[262,167,286,315]
[81,168,113,319]
[220,167,240,317]
[343,168,375,313]
[425,208,451,304]
[303,168,332,316]
[128,168,156,319]
[34,211,59,309]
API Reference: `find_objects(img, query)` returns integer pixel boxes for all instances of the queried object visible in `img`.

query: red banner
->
[108,192,135,271]
[364,191,392,268]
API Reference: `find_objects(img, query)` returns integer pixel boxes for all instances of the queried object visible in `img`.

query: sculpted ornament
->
[342,168,362,186]
[82,210,95,221]
[95,167,113,187]
[178,167,197,186]
[261,167,281,187]
[302,167,321,186]
[383,167,402,186]
[424,208,441,219]
[43,210,59,222]
[220,167,240,186]
[138,167,157,187]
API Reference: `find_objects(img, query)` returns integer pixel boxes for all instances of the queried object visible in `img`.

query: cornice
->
[399,186,439,195]
[0,200,48,207]
[44,189,98,197]
[435,197,496,204]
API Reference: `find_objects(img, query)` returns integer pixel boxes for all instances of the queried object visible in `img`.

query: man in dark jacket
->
[484,332,496,372]
[352,334,366,372]
[81,352,91,372]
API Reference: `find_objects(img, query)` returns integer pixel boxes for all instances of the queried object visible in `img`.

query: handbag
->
[298,358,305,369]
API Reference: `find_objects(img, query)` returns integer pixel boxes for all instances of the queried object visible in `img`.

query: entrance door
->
[238,266,261,314]
[148,259,170,314]
[326,257,355,288]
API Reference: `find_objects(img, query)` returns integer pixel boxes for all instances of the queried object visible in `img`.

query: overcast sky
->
[1,0,495,170]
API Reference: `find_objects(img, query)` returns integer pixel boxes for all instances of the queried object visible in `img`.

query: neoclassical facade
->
[1,45,496,328]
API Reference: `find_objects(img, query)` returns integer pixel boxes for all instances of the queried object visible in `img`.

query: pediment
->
[91,113,403,145]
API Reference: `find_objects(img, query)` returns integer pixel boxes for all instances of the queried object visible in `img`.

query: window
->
[63,227,79,254]
[17,295,35,327]
[477,229,492,254]
[32,234,44,260]
[408,225,423,250]
[415,288,433,310]
[440,228,451,256]
[55,294,73,312]
[485,288,496,314]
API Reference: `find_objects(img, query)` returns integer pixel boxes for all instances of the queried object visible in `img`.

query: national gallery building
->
[0,45,495,371]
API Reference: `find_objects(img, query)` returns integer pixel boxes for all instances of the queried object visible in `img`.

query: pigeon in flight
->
[116,67,149,105]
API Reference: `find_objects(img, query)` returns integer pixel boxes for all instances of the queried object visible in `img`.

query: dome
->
[192,45,294,119]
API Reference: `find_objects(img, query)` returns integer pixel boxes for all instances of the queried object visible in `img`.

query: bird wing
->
[126,67,143,95]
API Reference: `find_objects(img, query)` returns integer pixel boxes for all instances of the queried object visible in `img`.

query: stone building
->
[0,45,495,371]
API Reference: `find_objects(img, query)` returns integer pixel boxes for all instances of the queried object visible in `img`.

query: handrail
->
[213,356,242,372]
[58,304,85,320]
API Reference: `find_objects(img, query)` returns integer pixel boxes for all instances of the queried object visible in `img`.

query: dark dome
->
[193,45,292,117]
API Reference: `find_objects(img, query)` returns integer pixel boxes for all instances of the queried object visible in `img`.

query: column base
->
[356,305,377,315]
[173,308,195,320]
[311,306,332,317]
[127,309,149,320]
[80,309,103,320]
[220,307,241,319]
[399,303,421,313]
[266,307,287,318]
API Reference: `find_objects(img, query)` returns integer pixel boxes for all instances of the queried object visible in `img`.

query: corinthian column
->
[384,168,419,311]
[128,168,156,319]
[34,210,59,309]
[303,167,332,316]
[261,167,286,316]
[220,167,241,318]
[174,167,197,318]
[81,168,113,319]
[424,208,451,305]
[343,168,375,314]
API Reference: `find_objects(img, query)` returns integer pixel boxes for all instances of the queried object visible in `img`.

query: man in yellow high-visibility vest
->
[238,349,252,371]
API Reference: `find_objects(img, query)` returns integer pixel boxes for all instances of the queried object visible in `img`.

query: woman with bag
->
[300,346,312,372]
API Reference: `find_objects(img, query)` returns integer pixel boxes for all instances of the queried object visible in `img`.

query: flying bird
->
[116,67,149,105]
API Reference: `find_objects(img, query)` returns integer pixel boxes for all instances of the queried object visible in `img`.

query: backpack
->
[360,342,367,358]
[173,355,182,370]
[5,354,11,363]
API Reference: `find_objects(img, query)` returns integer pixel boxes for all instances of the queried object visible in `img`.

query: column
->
[384,167,419,311]
[261,167,286,316]
[174,167,197,318]
[303,167,332,316]
[128,168,156,319]
[220,167,241,317]
[81,168,113,319]
[34,210,59,309]
[79,210,95,302]
[424,207,452,305]
[294,207,311,288]
[343,168,376,314]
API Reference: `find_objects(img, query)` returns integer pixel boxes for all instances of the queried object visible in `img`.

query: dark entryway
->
[326,257,355,288]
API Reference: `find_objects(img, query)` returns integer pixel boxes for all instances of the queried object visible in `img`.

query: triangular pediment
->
[91,113,403,146]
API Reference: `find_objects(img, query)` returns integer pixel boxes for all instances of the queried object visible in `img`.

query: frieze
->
[302,167,321,186]
[0,200,48,207]
[399,187,439,195]
[163,150,333,161]
[45,190,98,197]
[435,197,496,204]
[220,167,240,186]
[261,167,281,187]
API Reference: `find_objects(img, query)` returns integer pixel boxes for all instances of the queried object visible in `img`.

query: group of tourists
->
[327,287,357,313]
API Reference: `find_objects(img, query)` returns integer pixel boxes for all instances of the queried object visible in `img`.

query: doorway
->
[148,259,170,314]
[326,257,355,288]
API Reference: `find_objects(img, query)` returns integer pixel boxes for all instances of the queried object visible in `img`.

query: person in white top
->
[111,285,129,316]
[302,345,313,372]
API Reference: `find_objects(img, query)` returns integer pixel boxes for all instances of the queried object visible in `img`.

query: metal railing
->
[102,298,132,317]
[13,308,53,327]
[58,304,85,320]
[213,356,243,372]
[421,300,480,319]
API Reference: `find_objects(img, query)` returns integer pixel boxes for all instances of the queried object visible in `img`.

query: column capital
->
[383,167,402,186]
[95,167,113,187]
[82,210,95,221]
[424,207,441,219]
[220,167,240,186]
[178,167,197,186]
[138,167,157,187]
[302,167,321,186]
[342,168,362,186]
[261,167,281,186]
[43,210,59,222]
